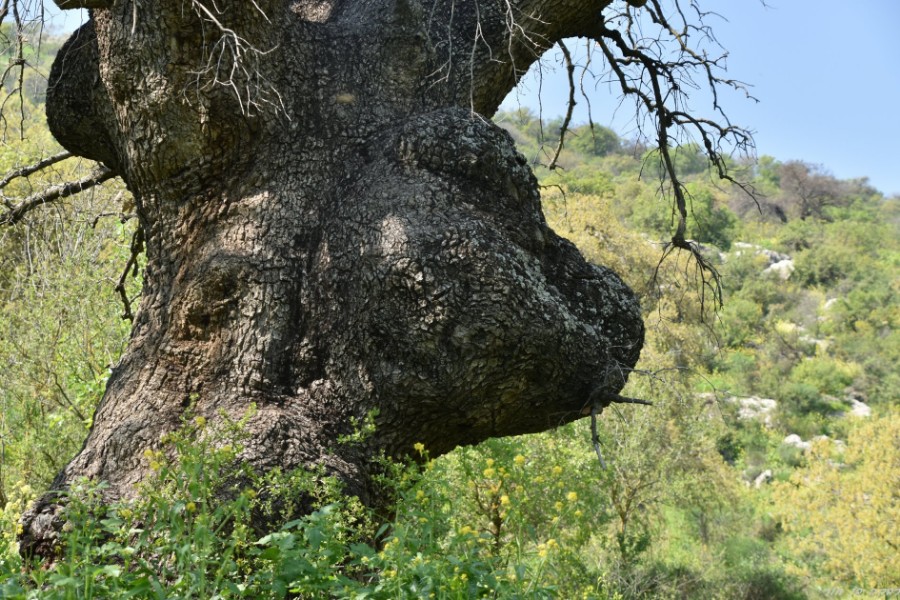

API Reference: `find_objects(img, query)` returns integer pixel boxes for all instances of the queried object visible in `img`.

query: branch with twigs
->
[584,0,758,313]
[0,0,40,140]
[1,151,141,319]
[1,165,117,226]
[115,225,144,321]
[587,382,654,469]
[547,39,575,170]
[0,151,72,190]
[188,0,286,117]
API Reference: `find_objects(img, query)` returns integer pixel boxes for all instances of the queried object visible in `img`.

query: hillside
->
[0,39,897,598]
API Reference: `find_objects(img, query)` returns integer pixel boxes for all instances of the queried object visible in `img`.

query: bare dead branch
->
[590,387,654,408]
[547,39,575,170]
[588,382,652,469]
[1,0,26,140]
[591,404,608,469]
[0,151,73,190]
[587,0,759,313]
[0,167,117,226]
[114,225,144,321]
[187,0,286,117]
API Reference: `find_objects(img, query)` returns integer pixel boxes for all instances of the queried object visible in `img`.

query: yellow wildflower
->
[413,442,425,455]
[514,454,526,466]
[566,491,578,502]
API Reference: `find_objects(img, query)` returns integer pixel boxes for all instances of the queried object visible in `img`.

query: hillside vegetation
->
[0,33,898,599]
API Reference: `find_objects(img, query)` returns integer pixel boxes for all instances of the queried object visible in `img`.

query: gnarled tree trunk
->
[21,0,644,557]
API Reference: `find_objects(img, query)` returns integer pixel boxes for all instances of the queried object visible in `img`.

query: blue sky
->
[44,1,900,196]
[500,0,900,197]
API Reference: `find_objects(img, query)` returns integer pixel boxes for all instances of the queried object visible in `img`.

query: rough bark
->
[22,0,644,557]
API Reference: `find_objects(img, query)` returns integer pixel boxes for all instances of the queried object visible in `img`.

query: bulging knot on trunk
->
[23,1,645,557]
[320,108,644,455]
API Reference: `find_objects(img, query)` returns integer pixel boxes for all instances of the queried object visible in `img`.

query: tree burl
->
[21,0,645,557]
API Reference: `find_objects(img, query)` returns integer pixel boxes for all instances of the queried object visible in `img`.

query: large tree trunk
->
[21,0,644,557]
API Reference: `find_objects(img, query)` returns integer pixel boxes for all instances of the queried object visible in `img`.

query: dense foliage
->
[1,37,898,598]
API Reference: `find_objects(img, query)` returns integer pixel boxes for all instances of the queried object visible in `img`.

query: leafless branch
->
[1,167,116,226]
[0,151,72,190]
[187,0,286,117]
[114,225,144,321]
[51,373,88,424]
[547,39,575,170]
[588,380,653,469]
[0,0,49,140]
[588,0,758,312]
[591,404,608,469]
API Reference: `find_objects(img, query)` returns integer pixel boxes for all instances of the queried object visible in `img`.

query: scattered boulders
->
[729,396,778,427]
[781,433,846,454]
[753,469,773,488]
[783,434,811,451]
[763,258,795,280]
[829,389,872,419]
[730,242,795,280]
[843,389,871,418]
[847,398,872,418]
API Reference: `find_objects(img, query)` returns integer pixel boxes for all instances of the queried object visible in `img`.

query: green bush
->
[789,357,858,397]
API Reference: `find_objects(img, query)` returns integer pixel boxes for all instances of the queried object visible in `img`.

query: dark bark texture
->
[22,0,644,557]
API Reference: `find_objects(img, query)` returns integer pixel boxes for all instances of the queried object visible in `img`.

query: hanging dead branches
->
[591,1,757,309]
[0,0,47,140]
[187,0,286,117]
[532,0,759,312]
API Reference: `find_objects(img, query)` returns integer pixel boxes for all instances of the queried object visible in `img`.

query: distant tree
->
[777,161,845,220]
[567,124,621,157]
[630,184,736,249]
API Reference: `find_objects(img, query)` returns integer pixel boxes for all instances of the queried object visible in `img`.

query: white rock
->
[731,241,792,270]
[848,399,872,418]
[763,258,795,280]
[783,434,811,451]
[754,469,773,488]
[733,396,778,427]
